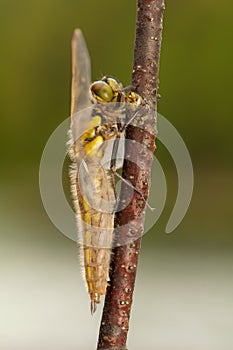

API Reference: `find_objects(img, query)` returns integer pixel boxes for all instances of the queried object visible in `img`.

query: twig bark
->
[97,1,165,349]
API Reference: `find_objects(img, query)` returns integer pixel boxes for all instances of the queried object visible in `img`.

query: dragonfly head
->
[90,76,122,103]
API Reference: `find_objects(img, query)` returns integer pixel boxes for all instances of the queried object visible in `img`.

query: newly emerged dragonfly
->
[69,30,143,314]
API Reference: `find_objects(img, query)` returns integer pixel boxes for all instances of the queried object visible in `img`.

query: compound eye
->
[103,77,120,92]
[90,81,113,102]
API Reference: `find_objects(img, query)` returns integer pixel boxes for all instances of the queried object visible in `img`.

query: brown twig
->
[97,1,165,349]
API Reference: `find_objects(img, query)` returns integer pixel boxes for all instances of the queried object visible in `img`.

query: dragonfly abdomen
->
[83,246,112,314]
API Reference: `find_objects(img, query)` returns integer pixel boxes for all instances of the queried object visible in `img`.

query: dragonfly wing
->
[75,155,116,309]
[71,29,91,116]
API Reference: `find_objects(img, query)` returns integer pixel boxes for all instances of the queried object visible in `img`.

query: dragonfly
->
[69,29,143,314]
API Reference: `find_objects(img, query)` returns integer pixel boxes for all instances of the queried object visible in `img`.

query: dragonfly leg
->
[112,170,155,212]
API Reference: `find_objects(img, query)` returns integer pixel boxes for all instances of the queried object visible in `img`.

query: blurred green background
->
[0,0,232,349]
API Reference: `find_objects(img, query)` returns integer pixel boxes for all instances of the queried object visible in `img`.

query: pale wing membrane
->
[71,29,91,116]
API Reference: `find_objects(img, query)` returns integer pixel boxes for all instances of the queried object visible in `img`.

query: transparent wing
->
[70,29,91,117]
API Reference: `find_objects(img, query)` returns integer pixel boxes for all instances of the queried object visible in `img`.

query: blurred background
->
[0,0,232,349]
